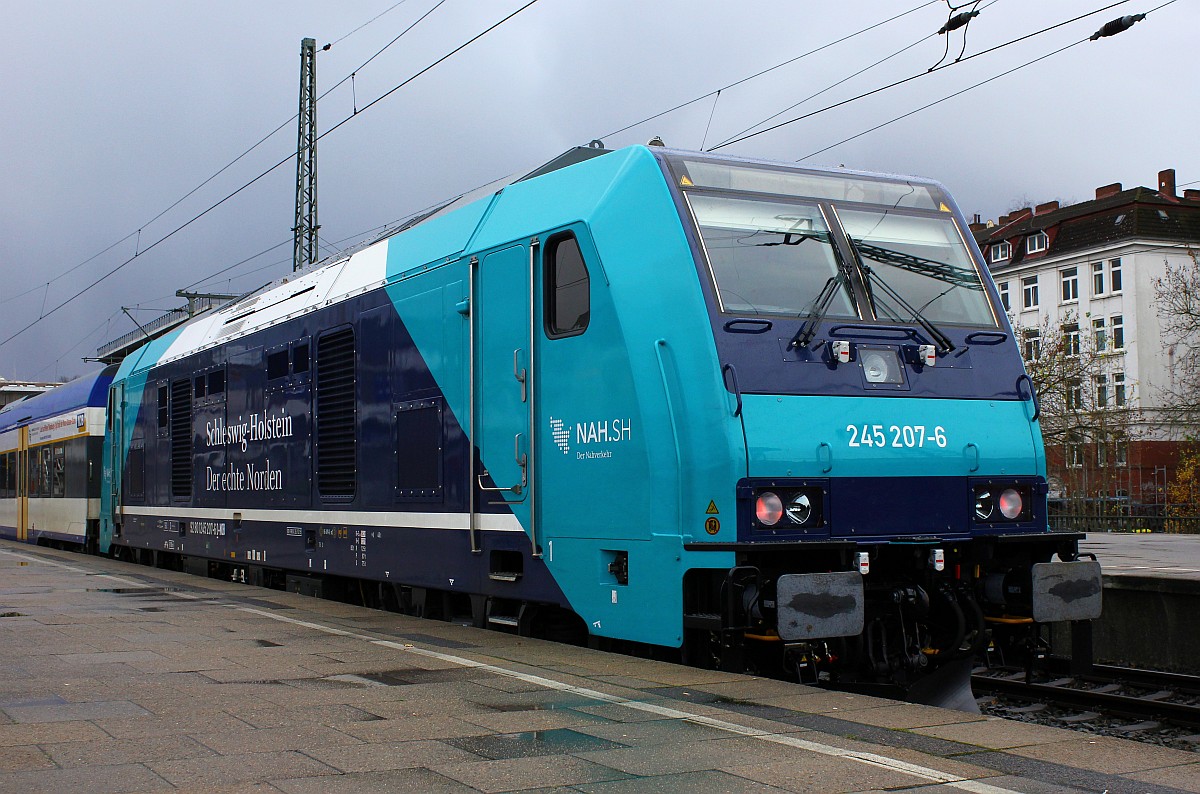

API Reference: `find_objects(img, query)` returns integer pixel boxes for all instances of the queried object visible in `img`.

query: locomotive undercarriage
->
[682,535,1100,707]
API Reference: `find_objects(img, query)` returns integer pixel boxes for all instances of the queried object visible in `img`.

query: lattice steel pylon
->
[292,37,319,272]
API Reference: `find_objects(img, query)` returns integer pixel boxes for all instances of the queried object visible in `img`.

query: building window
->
[1067,379,1083,410]
[1094,373,1108,409]
[1096,441,1108,467]
[1022,275,1039,310]
[1111,314,1124,350]
[1023,328,1041,361]
[1110,258,1123,292]
[1063,323,1080,356]
[1060,267,1079,303]
[1026,231,1048,254]
[1093,317,1107,352]
[1114,372,1127,406]
[990,241,1011,262]
[1067,442,1083,468]
[544,233,591,338]
[998,281,1010,312]
[1115,441,1128,466]
[1092,262,1105,296]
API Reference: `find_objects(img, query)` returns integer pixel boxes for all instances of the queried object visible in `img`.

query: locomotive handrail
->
[722,363,743,417]
[723,318,773,334]
[1016,373,1040,422]
[827,323,926,343]
[965,330,1008,344]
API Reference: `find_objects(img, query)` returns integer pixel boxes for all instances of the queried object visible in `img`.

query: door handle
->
[514,349,527,402]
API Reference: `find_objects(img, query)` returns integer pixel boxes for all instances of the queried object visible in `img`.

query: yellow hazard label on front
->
[680,175,694,186]
[704,517,720,535]
[939,202,952,212]
[705,501,719,515]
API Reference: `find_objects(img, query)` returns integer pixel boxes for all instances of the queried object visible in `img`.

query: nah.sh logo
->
[549,417,570,454]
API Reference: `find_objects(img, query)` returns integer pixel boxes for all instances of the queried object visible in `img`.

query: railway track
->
[972,661,1200,750]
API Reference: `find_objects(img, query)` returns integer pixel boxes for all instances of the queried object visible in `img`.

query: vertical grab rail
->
[528,238,541,558]
[654,339,685,535]
[468,256,480,554]
[721,363,742,417]
[1016,373,1040,422]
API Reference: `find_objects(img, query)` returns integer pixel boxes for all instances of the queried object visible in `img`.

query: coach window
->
[544,233,590,338]
[52,445,65,498]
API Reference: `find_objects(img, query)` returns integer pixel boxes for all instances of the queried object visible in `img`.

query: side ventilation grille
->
[316,327,356,498]
[170,378,192,498]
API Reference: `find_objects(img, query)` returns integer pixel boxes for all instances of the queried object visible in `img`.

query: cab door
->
[472,244,534,546]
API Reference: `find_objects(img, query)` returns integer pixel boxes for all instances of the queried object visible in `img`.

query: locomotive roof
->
[118,144,954,377]
[0,364,116,431]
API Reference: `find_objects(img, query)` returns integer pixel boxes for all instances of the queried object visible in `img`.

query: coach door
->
[107,383,123,527]
[471,242,537,555]
[17,428,28,541]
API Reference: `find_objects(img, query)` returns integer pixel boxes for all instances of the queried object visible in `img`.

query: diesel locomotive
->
[2,145,1103,704]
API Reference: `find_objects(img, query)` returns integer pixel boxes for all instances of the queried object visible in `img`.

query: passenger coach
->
[0,366,116,550]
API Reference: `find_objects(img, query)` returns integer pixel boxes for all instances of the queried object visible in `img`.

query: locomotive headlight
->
[974,487,994,521]
[786,492,813,524]
[998,488,1024,520]
[860,348,903,384]
[756,492,784,526]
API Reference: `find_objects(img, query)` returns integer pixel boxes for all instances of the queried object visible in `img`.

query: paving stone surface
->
[1,540,1197,794]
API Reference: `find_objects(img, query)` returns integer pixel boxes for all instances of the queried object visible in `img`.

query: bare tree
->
[1014,311,1138,513]
[1153,248,1200,423]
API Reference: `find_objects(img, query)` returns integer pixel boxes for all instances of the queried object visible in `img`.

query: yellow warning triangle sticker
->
[680,175,694,186]
[939,202,952,212]
[705,501,720,515]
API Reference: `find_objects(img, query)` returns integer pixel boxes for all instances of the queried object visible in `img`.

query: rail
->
[973,662,1200,738]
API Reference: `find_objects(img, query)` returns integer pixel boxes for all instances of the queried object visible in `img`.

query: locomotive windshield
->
[837,208,994,327]
[670,155,998,328]
[689,194,856,317]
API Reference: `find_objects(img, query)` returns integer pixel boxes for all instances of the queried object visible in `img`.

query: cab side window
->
[544,233,590,338]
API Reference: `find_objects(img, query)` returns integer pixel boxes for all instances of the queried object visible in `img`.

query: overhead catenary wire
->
[0,0,543,354]
[795,0,1176,161]
[712,0,1004,149]
[798,38,1086,162]
[598,0,941,143]
[321,0,415,51]
[708,0,1137,152]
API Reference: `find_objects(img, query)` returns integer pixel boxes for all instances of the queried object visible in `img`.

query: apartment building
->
[973,168,1200,506]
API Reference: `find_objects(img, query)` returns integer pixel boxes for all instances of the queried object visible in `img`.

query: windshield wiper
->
[859,262,955,353]
[852,242,980,289]
[788,271,848,350]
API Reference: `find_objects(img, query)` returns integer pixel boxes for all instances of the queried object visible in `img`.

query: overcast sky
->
[1,0,1194,380]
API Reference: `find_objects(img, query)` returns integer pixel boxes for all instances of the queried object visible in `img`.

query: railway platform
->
[1075,532,1200,672]
[0,539,1197,794]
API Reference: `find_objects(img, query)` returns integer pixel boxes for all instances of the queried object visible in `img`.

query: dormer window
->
[990,241,1011,262]
[1025,231,1048,254]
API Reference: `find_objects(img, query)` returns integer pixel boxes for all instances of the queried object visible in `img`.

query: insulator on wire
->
[1090,14,1146,41]
[939,10,979,35]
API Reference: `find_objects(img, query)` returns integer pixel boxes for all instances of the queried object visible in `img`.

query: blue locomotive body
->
[97,145,1100,693]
